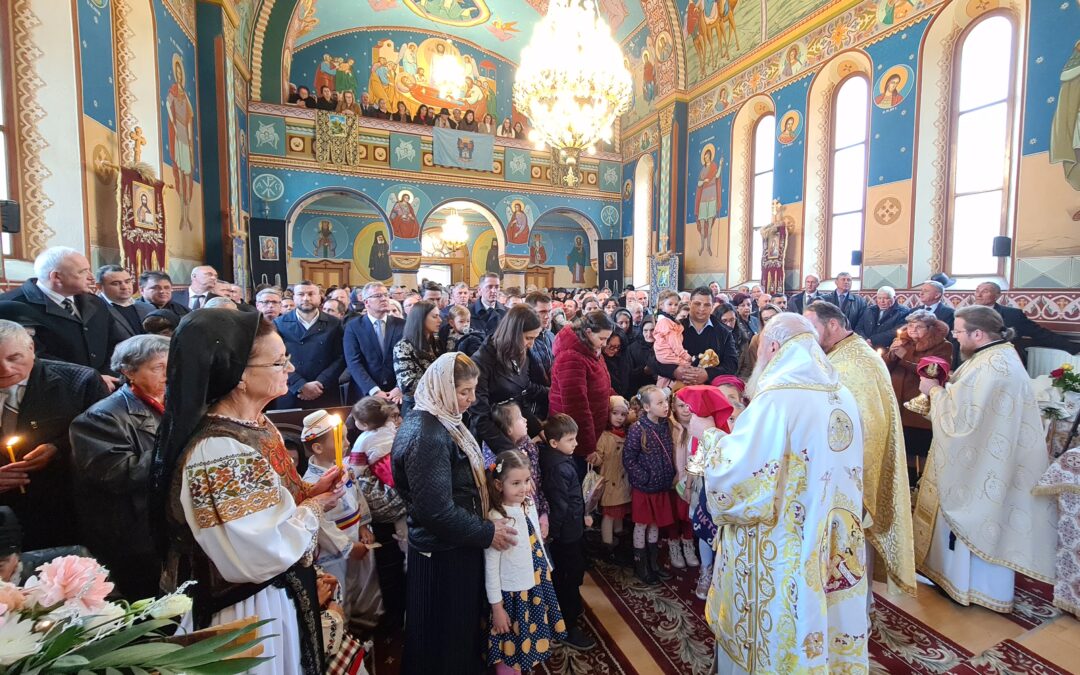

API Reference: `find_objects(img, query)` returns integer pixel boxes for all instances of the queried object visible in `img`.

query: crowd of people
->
[0,245,1071,674]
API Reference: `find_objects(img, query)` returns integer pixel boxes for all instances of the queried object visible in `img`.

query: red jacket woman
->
[549,311,615,458]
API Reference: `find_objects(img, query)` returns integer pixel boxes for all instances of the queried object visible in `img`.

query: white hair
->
[33,246,80,280]
[760,312,818,348]
[255,287,282,302]
[876,286,896,299]
[203,297,237,309]
[111,334,170,374]
[0,320,32,350]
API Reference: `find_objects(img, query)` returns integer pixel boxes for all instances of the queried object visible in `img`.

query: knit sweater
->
[622,415,676,493]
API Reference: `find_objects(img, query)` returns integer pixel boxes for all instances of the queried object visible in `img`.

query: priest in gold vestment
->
[805,301,916,596]
[914,306,1056,611]
[704,314,868,674]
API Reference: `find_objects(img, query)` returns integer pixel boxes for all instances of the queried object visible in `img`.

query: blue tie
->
[375,318,385,350]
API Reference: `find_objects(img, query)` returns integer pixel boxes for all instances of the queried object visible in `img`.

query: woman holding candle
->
[70,334,171,600]
[151,309,344,674]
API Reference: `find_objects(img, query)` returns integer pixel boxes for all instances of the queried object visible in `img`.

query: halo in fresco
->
[379,184,432,240]
[874,64,913,110]
[777,110,802,145]
[402,0,491,27]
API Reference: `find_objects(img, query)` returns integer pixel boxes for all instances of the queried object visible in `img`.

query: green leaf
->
[181,657,275,674]
[153,619,274,668]
[69,619,173,661]
[82,642,182,668]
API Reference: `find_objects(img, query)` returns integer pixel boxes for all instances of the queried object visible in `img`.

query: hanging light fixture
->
[431,41,467,101]
[441,210,469,249]
[513,0,631,186]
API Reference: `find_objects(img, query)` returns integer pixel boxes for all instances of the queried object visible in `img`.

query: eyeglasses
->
[951,329,974,337]
[365,293,388,300]
[248,354,292,370]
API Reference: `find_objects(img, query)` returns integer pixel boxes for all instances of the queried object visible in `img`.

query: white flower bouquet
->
[0,554,272,674]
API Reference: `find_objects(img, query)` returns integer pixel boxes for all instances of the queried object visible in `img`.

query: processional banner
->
[315,111,364,166]
[117,166,166,277]
[432,128,495,172]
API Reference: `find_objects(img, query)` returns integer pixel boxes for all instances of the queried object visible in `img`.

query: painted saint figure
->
[166,54,195,231]
[1050,39,1080,191]
[485,240,501,276]
[778,114,798,144]
[389,191,420,239]
[137,193,154,227]
[642,51,656,102]
[507,201,529,244]
[315,54,337,94]
[334,57,358,94]
[313,220,337,257]
[369,231,392,280]
[566,235,588,284]
[694,147,723,257]
[875,73,904,109]
[529,233,547,265]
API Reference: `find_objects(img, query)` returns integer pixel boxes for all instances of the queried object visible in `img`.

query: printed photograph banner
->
[432,128,495,172]
[390,133,422,172]
[117,166,166,277]
[249,218,288,290]
[597,239,623,295]
[504,147,532,184]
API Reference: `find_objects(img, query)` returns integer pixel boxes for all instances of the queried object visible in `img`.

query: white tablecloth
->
[1026,347,1080,378]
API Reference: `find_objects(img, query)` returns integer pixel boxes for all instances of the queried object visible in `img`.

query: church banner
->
[117,166,166,277]
[314,111,364,166]
[249,218,288,290]
[597,239,623,295]
[504,147,532,184]
[390,133,422,172]
[432,128,495,172]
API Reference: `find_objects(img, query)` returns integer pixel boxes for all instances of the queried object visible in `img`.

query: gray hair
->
[0,320,33,350]
[761,312,819,347]
[34,246,80,281]
[905,309,938,327]
[362,282,387,299]
[978,281,1002,296]
[111,334,170,374]
[876,286,896,299]
[203,297,237,310]
[255,287,282,302]
[835,272,852,280]
[921,280,944,297]
[95,264,127,286]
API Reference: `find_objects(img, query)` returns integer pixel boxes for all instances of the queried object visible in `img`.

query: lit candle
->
[5,437,23,494]
[327,414,343,469]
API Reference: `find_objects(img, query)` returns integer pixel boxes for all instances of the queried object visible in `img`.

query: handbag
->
[581,468,605,514]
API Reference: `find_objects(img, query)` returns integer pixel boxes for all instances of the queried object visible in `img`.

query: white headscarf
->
[412,352,490,514]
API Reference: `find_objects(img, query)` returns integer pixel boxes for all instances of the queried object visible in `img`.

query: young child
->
[484,450,567,674]
[445,304,472,352]
[591,396,631,559]
[539,414,596,651]
[301,410,383,633]
[622,385,677,585]
[350,397,408,553]
[652,290,693,390]
[491,401,549,537]
[668,391,700,570]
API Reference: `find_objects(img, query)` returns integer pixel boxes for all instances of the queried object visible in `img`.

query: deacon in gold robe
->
[704,314,868,674]
[805,301,916,597]
[914,306,1057,612]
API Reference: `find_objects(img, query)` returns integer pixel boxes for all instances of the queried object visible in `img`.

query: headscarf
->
[710,374,745,393]
[412,352,490,514]
[149,308,262,547]
[603,327,633,398]
[676,385,734,432]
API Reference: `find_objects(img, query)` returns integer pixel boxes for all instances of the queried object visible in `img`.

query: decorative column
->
[657,106,675,252]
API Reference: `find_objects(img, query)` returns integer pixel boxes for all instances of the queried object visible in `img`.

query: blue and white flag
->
[432,128,495,172]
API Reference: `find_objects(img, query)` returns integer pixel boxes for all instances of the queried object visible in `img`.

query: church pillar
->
[657,102,688,289]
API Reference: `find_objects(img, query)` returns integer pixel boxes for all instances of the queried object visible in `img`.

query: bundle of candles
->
[326,414,345,468]
[4,436,22,493]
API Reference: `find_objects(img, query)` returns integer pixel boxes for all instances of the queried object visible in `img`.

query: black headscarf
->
[603,327,634,399]
[149,308,262,547]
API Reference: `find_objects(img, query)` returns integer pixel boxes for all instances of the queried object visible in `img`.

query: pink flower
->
[1052,368,1065,379]
[0,583,24,614]
[23,556,113,615]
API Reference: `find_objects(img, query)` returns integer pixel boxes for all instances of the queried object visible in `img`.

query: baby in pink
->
[652,290,692,389]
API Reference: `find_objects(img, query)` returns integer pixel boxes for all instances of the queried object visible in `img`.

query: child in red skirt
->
[668,390,700,570]
[590,396,631,559]
[622,385,677,585]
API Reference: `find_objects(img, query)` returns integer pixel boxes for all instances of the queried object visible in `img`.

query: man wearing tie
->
[0,320,108,550]
[0,247,123,385]
[343,282,404,404]
[97,265,152,340]
[172,265,219,310]
[470,273,507,334]
[788,274,821,315]
[822,271,868,330]
[274,281,344,409]
[913,279,954,329]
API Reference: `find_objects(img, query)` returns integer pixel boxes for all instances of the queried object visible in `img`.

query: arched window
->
[0,11,17,258]
[828,76,869,279]
[749,114,775,280]
[633,156,654,288]
[948,14,1016,277]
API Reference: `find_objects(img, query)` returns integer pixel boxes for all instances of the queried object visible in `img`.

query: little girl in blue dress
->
[484,450,567,673]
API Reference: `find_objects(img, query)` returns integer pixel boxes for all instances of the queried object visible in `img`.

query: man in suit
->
[0,247,123,384]
[789,274,823,314]
[275,281,345,409]
[136,270,190,316]
[255,286,284,322]
[975,281,1077,356]
[912,279,954,329]
[856,286,910,349]
[822,272,868,330]
[172,265,219,310]
[440,282,471,322]
[0,320,108,550]
[471,273,507,334]
[652,287,740,385]
[343,282,404,404]
[96,265,152,340]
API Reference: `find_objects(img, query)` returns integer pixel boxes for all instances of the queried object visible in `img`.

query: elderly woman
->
[391,352,517,674]
[613,308,633,336]
[550,311,615,469]
[393,300,443,416]
[857,285,910,349]
[884,308,953,473]
[628,317,657,393]
[152,309,343,674]
[603,328,635,399]
[70,334,170,599]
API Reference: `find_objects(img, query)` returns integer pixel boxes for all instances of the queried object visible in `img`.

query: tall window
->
[749,114,775,280]
[0,11,14,258]
[633,156,654,288]
[828,76,869,279]
[948,15,1015,276]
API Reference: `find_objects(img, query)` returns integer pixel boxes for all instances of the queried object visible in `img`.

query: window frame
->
[0,5,21,260]
[944,10,1018,279]
[633,155,653,289]
[747,113,776,283]
[825,72,871,281]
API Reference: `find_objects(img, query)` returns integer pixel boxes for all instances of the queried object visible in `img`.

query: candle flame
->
[327,414,342,428]
[5,437,19,447]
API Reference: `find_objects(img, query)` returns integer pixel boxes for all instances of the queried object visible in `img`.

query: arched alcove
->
[285,189,394,286]
[727,94,776,286]
[530,209,598,288]
[633,155,654,288]
[419,200,504,285]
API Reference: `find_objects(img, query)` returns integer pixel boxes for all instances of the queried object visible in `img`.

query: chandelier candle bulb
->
[5,437,22,494]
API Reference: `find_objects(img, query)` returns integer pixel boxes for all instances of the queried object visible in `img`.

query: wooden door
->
[526,266,555,290]
[300,259,351,288]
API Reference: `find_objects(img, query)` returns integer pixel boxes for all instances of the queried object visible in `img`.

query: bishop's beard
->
[744,355,769,401]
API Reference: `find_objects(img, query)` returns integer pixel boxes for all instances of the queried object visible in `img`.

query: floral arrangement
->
[1051,363,1080,394]
[0,555,271,674]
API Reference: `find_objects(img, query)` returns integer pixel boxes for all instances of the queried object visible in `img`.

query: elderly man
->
[913,306,1056,612]
[913,279,954,329]
[823,272,867,330]
[703,313,868,673]
[137,270,189,316]
[788,274,822,314]
[471,273,506,334]
[389,285,406,303]
[97,265,151,340]
[805,301,916,598]
[254,287,284,321]
[343,282,404,403]
[0,247,122,379]
[974,281,1077,355]
[173,265,218,310]
[0,320,108,550]
[856,285,910,349]
[275,281,344,409]
[652,287,738,385]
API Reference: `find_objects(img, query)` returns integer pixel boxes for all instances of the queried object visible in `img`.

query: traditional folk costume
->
[914,341,1057,612]
[827,334,917,595]
[1034,448,1080,617]
[703,333,869,674]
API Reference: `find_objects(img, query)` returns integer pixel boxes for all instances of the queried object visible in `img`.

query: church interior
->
[2,0,1080,673]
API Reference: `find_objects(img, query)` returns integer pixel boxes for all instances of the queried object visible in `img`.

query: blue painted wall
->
[155,0,200,183]
[78,0,116,131]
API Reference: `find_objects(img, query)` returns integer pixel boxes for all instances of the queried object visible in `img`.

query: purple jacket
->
[622,415,676,493]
